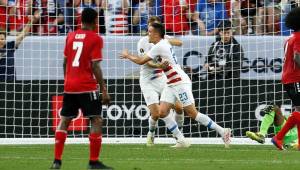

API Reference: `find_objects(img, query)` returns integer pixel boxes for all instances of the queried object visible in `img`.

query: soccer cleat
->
[88,161,113,170]
[146,131,154,146]
[50,159,61,169]
[171,139,191,148]
[262,105,274,115]
[271,137,285,150]
[222,128,231,148]
[246,131,265,144]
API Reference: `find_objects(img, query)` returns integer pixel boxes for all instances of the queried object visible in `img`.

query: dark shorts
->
[283,82,300,107]
[60,91,102,118]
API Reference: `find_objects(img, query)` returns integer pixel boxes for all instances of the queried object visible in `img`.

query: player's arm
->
[63,58,67,77]
[120,49,152,65]
[294,52,300,67]
[146,60,169,70]
[166,37,182,47]
[15,12,40,47]
[92,61,110,105]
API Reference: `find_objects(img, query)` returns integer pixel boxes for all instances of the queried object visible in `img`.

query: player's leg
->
[176,84,231,147]
[140,81,161,146]
[160,87,189,148]
[50,94,77,169]
[160,101,190,148]
[80,92,112,170]
[172,101,184,131]
[246,105,277,144]
[146,103,160,146]
[273,83,300,150]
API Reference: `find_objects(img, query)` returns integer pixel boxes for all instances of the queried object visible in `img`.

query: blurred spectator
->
[33,0,64,35]
[192,0,228,36]
[231,0,264,35]
[132,0,154,35]
[280,0,299,35]
[163,0,190,35]
[204,20,244,80]
[0,14,39,82]
[102,0,129,35]
[263,0,281,34]
[57,0,74,33]
[7,0,33,35]
[74,0,101,33]
[0,0,8,31]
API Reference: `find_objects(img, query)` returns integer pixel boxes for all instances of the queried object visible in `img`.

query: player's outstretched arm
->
[92,61,111,105]
[166,38,182,47]
[120,49,152,65]
[15,11,40,47]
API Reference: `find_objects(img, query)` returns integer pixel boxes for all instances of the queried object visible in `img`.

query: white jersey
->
[147,39,191,86]
[137,36,164,80]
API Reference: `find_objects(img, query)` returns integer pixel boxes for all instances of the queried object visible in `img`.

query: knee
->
[159,109,168,118]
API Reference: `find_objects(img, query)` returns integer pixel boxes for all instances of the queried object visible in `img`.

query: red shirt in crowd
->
[8,0,29,32]
[63,29,103,93]
[163,0,189,35]
[0,3,6,30]
[282,32,300,84]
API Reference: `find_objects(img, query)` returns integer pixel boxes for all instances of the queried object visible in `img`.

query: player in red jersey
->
[50,8,112,170]
[272,7,300,150]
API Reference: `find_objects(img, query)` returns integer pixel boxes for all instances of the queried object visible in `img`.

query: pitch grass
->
[0,144,299,170]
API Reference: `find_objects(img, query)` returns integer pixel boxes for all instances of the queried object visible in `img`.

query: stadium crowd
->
[0,0,299,36]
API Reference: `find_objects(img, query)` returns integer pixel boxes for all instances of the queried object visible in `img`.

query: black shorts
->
[283,82,300,107]
[60,91,102,118]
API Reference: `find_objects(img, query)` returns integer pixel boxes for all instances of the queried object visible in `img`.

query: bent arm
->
[167,38,182,46]
[92,61,107,93]
[121,49,153,65]
[294,52,300,68]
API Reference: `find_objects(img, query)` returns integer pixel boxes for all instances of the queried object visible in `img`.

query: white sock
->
[148,116,157,134]
[174,111,184,130]
[195,112,224,136]
[161,114,184,141]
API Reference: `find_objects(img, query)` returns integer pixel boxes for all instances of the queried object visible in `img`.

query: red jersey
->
[282,32,300,84]
[63,29,103,93]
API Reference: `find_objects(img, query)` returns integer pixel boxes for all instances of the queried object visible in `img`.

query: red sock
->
[276,111,299,140]
[89,133,102,161]
[54,130,67,160]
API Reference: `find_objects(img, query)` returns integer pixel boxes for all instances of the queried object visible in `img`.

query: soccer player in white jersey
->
[121,22,231,148]
[138,16,184,146]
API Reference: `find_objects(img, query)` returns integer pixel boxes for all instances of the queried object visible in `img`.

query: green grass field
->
[0,144,299,170]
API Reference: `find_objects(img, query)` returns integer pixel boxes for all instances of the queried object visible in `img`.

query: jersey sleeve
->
[137,38,144,56]
[91,36,103,61]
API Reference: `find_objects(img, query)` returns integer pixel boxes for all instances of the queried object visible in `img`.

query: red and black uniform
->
[282,32,300,107]
[61,29,103,118]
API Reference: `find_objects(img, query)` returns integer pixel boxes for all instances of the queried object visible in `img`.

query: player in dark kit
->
[272,7,300,150]
[50,8,112,169]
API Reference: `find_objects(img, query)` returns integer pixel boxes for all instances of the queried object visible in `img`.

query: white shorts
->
[140,76,167,106]
[160,83,195,107]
